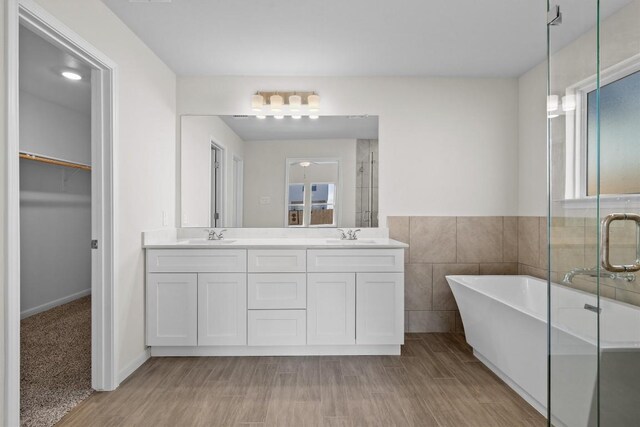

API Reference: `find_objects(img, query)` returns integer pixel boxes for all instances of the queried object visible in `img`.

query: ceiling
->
[102,0,630,78]
[19,25,91,113]
[220,115,378,141]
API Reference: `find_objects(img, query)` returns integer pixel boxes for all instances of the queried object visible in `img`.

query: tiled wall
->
[517,215,640,307]
[388,216,519,333]
[390,215,640,334]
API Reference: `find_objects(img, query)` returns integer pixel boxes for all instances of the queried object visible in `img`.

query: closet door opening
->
[18,24,94,426]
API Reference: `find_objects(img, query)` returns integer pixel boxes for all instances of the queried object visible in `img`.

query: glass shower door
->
[547,1,640,426]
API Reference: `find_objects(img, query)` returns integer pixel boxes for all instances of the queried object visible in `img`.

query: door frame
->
[4,1,117,425]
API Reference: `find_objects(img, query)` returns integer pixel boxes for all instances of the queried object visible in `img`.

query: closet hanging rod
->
[19,152,91,171]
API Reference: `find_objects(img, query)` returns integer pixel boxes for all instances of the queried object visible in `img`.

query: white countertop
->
[143,237,408,249]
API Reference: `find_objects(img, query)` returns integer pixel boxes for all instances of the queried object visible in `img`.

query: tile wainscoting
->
[389,215,640,334]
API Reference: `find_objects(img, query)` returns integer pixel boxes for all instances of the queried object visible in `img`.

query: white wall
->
[19,90,91,317]
[19,90,90,164]
[243,139,356,227]
[517,0,640,216]
[180,115,244,228]
[26,0,177,382]
[177,76,520,221]
[517,63,547,216]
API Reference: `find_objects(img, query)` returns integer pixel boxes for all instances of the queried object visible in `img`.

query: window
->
[562,56,640,201]
[585,69,640,196]
[287,183,305,226]
[310,183,336,226]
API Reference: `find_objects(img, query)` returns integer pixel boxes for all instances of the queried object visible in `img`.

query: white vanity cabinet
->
[146,273,198,346]
[198,273,247,346]
[145,245,404,355]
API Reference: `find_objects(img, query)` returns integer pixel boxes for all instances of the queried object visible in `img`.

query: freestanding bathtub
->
[446,275,640,427]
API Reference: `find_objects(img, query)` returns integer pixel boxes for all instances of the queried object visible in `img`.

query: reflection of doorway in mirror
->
[356,139,379,227]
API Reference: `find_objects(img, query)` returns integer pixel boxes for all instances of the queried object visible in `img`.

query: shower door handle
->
[601,213,640,272]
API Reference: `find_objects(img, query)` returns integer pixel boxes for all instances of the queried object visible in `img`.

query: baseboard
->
[20,288,91,319]
[150,344,401,357]
[118,348,151,384]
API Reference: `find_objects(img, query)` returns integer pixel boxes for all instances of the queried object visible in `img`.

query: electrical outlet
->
[260,196,271,205]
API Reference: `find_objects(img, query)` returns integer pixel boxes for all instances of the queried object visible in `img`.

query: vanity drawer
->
[248,273,307,309]
[248,310,306,346]
[248,250,306,273]
[307,249,404,273]
[147,249,247,273]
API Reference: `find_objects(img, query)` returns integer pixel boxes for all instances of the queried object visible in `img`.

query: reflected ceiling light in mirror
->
[270,94,284,112]
[299,161,311,167]
[291,114,302,119]
[274,114,285,119]
[309,114,319,120]
[61,70,82,81]
[251,93,264,112]
[256,114,267,119]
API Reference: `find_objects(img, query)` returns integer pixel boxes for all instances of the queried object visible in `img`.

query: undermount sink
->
[325,239,377,245]
[181,239,237,244]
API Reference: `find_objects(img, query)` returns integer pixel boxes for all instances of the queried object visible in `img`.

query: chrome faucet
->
[337,228,361,240]
[205,229,227,240]
[563,267,635,285]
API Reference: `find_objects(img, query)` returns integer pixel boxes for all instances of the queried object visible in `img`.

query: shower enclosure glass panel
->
[548,1,640,425]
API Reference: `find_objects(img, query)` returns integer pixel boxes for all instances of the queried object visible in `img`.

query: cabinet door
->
[356,273,404,345]
[147,273,198,346]
[198,273,247,346]
[307,273,356,345]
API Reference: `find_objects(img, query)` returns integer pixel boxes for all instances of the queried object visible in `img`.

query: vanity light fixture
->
[270,94,284,112]
[308,93,320,112]
[251,93,265,111]
[250,91,320,118]
[61,70,82,81]
[289,94,302,111]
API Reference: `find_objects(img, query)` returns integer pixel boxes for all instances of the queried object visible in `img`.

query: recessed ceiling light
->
[61,71,82,81]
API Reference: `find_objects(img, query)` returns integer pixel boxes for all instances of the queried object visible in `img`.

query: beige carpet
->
[21,296,93,427]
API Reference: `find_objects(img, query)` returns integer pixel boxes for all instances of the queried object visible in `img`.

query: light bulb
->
[270,94,284,112]
[307,94,320,112]
[251,94,264,111]
[289,94,302,111]
[61,71,82,81]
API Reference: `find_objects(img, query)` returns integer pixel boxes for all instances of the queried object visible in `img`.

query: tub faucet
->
[563,267,635,285]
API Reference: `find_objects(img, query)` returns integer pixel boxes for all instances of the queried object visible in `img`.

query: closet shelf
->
[19,152,91,171]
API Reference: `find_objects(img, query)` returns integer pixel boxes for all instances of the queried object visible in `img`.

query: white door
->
[356,273,404,345]
[146,273,198,346]
[198,273,247,346]
[307,273,356,345]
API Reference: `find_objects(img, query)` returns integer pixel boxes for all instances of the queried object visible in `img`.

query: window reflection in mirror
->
[286,160,339,228]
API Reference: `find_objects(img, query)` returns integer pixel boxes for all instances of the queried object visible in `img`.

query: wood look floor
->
[57,334,545,426]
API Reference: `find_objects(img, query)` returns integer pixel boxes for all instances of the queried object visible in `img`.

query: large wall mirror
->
[180,115,379,228]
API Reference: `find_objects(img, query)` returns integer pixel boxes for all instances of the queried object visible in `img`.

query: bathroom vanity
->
[143,231,406,356]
